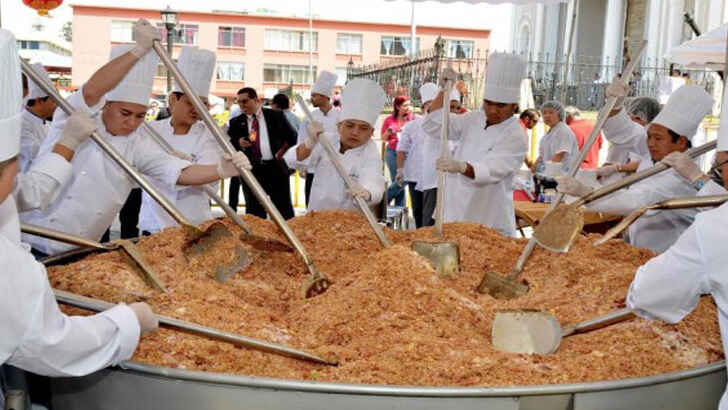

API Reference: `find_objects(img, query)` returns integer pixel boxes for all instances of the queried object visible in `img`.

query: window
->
[17,40,40,50]
[217,62,245,81]
[111,20,135,42]
[445,39,474,59]
[336,33,362,54]
[157,23,199,45]
[335,67,348,86]
[263,64,317,84]
[218,26,245,48]
[380,36,419,56]
[264,29,318,52]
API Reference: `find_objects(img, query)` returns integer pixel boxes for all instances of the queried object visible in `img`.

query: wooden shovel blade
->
[239,233,294,253]
[477,271,529,299]
[114,239,168,292]
[302,271,332,299]
[183,221,253,282]
[532,204,584,253]
[411,241,460,278]
[491,310,562,354]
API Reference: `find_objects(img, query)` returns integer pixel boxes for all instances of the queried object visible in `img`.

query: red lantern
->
[23,0,63,17]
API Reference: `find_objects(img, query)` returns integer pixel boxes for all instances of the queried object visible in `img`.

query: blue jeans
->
[385,147,405,206]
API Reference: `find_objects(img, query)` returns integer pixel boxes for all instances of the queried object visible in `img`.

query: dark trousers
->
[101,188,142,242]
[228,176,243,210]
[305,172,315,207]
[422,188,437,227]
[240,161,294,220]
[407,181,424,228]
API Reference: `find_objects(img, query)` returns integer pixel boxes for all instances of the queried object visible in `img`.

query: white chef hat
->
[718,83,728,151]
[106,44,159,106]
[652,85,713,141]
[27,62,54,100]
[312,71,338,98]
[450,88,461,102]
[0,29,23,162]
[173,47,216,98]
[339,78,386,128]
[419,82,439,104]
[483,52,526,104]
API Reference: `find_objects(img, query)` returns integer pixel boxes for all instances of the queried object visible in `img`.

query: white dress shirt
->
[248,109,273,160]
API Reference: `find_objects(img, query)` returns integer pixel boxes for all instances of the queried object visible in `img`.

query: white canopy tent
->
[669,23,728,70]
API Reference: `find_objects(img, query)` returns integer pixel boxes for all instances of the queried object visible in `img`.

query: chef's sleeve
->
[13,152,74,212]
[7,278,140,377]
[134,137,192,190]
[587,173,683,215]
[421,108,468,142]
[627,215,708,324]
[396,121,415,154]
[602,109,645,146]
[360,145,386,206]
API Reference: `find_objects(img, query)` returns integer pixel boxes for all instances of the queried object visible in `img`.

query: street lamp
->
[347,57,355,83]
[161,5,177,95]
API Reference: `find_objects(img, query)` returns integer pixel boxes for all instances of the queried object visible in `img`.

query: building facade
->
[71,5,489,102]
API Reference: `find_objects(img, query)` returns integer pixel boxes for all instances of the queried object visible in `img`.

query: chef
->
[625,114,728,410]
[596,79,657,184]
[421,53,528,237]
[530,100,579,175]
[21,19,249,257]
[285,78,386,211]
[20,63,56,172]
[397,82,438,228]
[557,85,717,253]
[0,29,157,409]
[296,71,341,206]
[139,47,222,233]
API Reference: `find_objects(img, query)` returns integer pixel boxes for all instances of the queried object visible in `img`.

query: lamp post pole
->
[161,5,178,95]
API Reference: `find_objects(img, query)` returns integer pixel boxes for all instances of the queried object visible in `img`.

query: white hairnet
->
[627,97,661,123]
[541,100,565,121]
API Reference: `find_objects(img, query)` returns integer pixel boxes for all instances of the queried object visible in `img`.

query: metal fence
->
[348,38,720,111]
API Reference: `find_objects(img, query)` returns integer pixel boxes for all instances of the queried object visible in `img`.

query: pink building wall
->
[72,5,490,98]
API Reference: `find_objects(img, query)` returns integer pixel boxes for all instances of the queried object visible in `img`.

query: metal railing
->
[348,39,720,111]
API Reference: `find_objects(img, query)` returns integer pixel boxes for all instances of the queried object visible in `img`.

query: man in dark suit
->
[228,87,297,219]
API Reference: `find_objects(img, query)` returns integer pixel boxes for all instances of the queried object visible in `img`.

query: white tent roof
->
[668,23,727,70]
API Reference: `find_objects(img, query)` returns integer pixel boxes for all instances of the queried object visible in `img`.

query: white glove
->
[436,156,467,174]
[304,120,324,149]
[58,111,97,151]
[130,19,161,58]
[556,176,593,197]
[395,168,404,185]
[439,67,457,87]
[605,75,629,109]
[128,302,158,335]
[346,181,371,201]
[217,152,252,178]
[661,151,703,183]
[595,164,619,178]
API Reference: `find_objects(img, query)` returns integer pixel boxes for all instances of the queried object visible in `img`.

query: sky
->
[0,0,518,51]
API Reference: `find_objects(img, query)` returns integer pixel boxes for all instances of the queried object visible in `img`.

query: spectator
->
[565,106,603,169]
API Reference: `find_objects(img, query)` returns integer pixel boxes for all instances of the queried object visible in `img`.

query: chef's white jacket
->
[0,233,140,378]
[396,115,424,188]
[296,107,341,173]
[422,110,527,237]
[627,201,728,410]
[19,109,49,173]
[589,157,722,253]
[537,121,579,174]
[138,119,222,232]
[21,88,191,255]
[284,135,384,212]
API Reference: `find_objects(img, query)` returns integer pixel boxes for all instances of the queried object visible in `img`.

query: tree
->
[61,21,72,42]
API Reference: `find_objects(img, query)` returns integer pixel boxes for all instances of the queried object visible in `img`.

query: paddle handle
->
[295,95,392,248]
[576,139,718,207]
[140,122,253,235]
[152,42,318,275]
[20,59,196,232]
[562,308,634,338]
[52,289,336,366]
[434,79,453,238]
[21,223,106,250]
